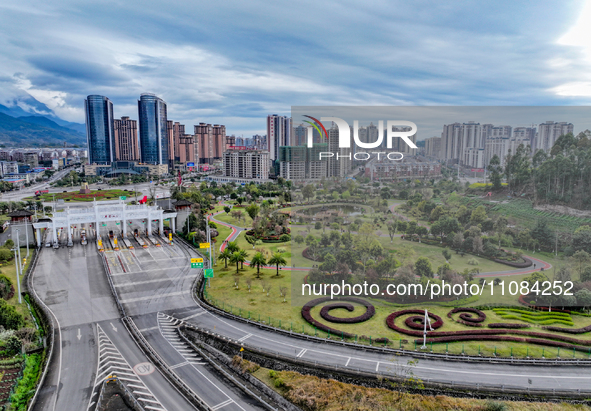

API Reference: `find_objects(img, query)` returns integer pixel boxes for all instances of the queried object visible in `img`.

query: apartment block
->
[114,116,139,161]
[223,150,269,180]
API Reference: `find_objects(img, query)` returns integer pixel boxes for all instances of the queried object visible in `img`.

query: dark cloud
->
[0,0,589,134]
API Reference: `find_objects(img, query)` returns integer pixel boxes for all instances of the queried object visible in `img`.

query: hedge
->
[543,324,591,334]
[10,352,42,410]
[385,310,443,337]
[301,297,375,338]
[488,323,531,329]
[447,307,486,327]
[319,301,375,324]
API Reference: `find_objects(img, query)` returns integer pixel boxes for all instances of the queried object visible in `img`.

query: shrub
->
[467,258,478,266]
[302,297,376,338]
[279,234,291,242]
[447,307,486,327]
[9,352,42,409]
[319,301,376,324]
[488,323,530,329]
[0,300,25,330]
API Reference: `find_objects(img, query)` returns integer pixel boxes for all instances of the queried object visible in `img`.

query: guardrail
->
[22,247,56,411]
[184,323,591,400]
[99,249,213,411]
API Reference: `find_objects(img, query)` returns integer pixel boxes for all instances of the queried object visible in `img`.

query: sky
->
[1,0,591,139]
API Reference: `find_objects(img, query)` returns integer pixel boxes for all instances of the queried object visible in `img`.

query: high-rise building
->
[535,121,574,152]
[327,124,351,178]
[223,150,269,180]
[178,134,195,164]
[267,115,291,161]
[85,95,115,164]
[169,122,185,162]
[114,116,139,161]
[138,93,168,166]
[424,136,441,158]
[194,123,226,164]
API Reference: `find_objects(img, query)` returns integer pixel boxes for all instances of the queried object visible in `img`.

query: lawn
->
[204,200,591,359]
[214,210,254,229]
[26,189,140,203]
[1,248,36,324]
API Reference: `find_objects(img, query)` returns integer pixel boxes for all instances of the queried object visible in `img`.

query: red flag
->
[178,170,182,187]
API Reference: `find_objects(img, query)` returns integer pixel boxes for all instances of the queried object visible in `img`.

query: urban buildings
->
[223,149,269,180]
[278,144,328,180]
[114,116,139,161]
[267,115,291,161]
[138,93,169,166]
[194,123,225,164]
[438,121,567,168]
[536,121,574,152]
[85,95,115,164]
[424,136,441,158]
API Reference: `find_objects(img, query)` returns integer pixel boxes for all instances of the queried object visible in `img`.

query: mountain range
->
[0,96,86,147]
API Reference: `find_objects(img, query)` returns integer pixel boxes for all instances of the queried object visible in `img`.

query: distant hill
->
[0,112,86,147]
[0,94,86,137]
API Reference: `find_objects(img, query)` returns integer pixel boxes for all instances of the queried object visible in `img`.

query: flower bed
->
[385,310,443,336]
[543,324,591,334]
[319,301,375,324]
[447,308,486,327]
[488,323,530,329]
[301,297,376,338]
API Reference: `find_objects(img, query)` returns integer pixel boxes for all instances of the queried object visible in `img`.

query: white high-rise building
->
[266,115,291,161]
[535,121,574,152]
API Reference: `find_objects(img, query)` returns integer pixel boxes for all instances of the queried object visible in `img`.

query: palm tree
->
[251,252,267,278]
[226,241,239,253]
[230,251,246,274]
[219,249,232,269]
[238,249,248,269]
[268,252,287,277]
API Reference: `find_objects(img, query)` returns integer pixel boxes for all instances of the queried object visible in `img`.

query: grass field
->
[0,248,36,324]
[214,210,254,229]
[26,189,140,203]
[204,201,591,358]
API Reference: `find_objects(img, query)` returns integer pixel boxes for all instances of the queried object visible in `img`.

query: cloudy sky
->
[1,0,591,138]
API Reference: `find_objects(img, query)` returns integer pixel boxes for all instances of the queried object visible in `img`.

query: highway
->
[30,202,591,411]
[32,221,268,411]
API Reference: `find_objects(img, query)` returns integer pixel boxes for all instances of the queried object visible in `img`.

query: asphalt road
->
[32,229,196,411]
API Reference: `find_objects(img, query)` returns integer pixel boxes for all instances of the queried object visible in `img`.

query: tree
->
[302,185,315,201]
[245,203,260,221]
[320,253,337,273]
[219,249,232,269]
[294,235,304,245]
[573,226,591,254]
[452,231,464,250]
[251,252,267,279]
[575,288,591,310]
[442,248,452,262]
[472,236,484,256]
[581,266,591,283]
[268,252,287,277]
[230,251,245,274]
[238,249,248,269]
[279,286,288,302]
[226,241,240,253]
[224,206,231,214]
[488,154,503,190]
[415,257,433,278]
[572,250,591,278]
[531,220,553,250]
[555,267,572,283]
[314,222,322,230]
[470,206,487,226]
